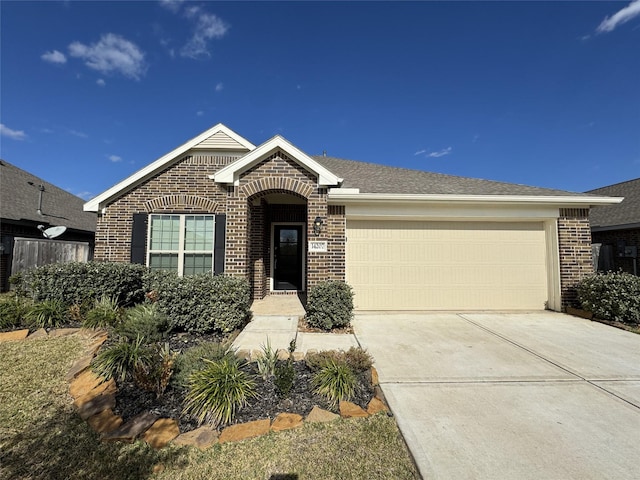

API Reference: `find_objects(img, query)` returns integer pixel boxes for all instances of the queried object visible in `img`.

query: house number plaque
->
[308,241,328,253]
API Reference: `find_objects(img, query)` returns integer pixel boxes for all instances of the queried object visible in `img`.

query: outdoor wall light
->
[313,216,323,236]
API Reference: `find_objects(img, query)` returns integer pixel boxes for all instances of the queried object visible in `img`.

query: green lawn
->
[0,335,419,480]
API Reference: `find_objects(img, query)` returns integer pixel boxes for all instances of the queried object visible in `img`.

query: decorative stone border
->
[1,326,390,450]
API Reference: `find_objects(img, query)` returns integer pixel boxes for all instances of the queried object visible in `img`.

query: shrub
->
[305,347,373,374]
[313,359,356,407]
[91,336,154,383]
[305,350,343,372]
[274,340,297,396]
[22,261,147,307]
[116,303,169,343]
[133,343,177,398]
[0,297,29,329]
[25,299,67,328]
[83,296,122,328]
[183,356,258,426]
[576,272,640,324]
[305,281,354,330]
[171,341,236,389]
[343,347,374,373]
[144,272,251,334]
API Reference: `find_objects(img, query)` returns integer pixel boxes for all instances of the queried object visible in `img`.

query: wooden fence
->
[10,237,91,275]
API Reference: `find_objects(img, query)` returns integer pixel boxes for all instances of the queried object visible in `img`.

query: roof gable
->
[84,124,254,211]
[212,135,342,187]
[587,177,640,229]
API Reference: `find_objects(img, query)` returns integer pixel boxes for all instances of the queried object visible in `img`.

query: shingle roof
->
[313,155,590,197]
[0,159,96,233]
[586,178,640,229]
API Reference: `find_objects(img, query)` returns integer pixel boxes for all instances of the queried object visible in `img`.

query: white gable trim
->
[211,135,342,187]
[84,124,254,212]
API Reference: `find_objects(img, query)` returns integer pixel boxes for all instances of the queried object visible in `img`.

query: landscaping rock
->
[87,409,123,434]
[73,378,116,407]
[339,401,369,418]
[142,418,180,449]
[0,329,29,342]
[305,406,339,423]
[49,328,81,338]
[173,426,218,450]
[366,397,389,415]
[69,370,107,399]
[277,350,291,361]
[78,328,108,340]
[236,349,251,361]
[65,354,94,382]
[371,367,379,386]
[291,351,305,362]
[101,411,159,443]
[27,328,48,340]
[78,393,116,420]
[374,385,386,403]
[219,418,271,443]
[271,413,303,432]
[86,334,109,355]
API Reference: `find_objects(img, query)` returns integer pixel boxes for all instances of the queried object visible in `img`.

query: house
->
[84,124,620,311]
[0,159,96,291]
[587,178,639,275]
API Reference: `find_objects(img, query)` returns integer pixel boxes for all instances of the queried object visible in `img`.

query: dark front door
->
[274,225,303,290]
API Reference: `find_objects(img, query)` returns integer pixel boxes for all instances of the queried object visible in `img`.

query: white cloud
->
[426,147,452,158]
[0,124,27,140]
[181,7,229,59]
[597,0,640,33]
[68,34,147,80]
[414,149,427,156]
[215,82,224,92]
[96,78,106,86]
[196,110,204,116]
[74,191,94,200]
[68,129,88,138]
[41,50,67,64]
[159,0,185,13]
[107,154,122,162]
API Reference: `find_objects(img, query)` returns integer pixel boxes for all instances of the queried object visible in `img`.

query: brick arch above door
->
[239,177,314,199]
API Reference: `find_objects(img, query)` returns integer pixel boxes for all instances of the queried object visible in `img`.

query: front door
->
[273,225,303,290]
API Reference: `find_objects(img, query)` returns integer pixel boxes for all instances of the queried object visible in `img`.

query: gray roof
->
[0,159,96,233]
[314,155,589,197]
[586,178,640,229]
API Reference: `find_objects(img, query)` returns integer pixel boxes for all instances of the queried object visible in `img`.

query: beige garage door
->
[346,220,548,310]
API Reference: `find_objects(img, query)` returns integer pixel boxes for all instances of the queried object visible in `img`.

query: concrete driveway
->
[353,312,640,480]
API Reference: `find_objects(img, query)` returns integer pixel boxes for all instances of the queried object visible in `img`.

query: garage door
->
[346,220,548,310]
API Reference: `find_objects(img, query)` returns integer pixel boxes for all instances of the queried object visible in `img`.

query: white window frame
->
[147,214,215,275]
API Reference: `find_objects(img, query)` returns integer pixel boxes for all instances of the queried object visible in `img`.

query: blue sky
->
[1,1,639,201]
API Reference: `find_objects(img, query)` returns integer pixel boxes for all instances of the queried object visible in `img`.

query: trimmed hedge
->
[144,271,251,334]
[19,261,147,307]
[576,271,640,324]
[305,281,354,330]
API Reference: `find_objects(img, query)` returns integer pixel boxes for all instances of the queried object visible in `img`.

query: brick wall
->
[94,154,229,262]
[591,228,640,274]
[558,208,593,309]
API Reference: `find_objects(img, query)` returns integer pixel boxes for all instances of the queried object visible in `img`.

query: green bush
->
[306,347,373,374]
[576,271,640,324]
[171,341,236,389]
[183,357,257,426]
[305,281,354,330]
[144,272,251,334]
[21,261,147,307]
[343,346,374,373]
[312,359,356,407]
[274,339,297,396]
[83,296,122,328]
[91,336,154,383]
[25,299,67,329]
[133,343,177,398]
[0,297,29,329]
[116,303,169,343]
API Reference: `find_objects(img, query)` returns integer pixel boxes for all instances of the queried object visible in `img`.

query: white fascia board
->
[212,135,342,187]
[84,123,255,212]
[327,192,623,207]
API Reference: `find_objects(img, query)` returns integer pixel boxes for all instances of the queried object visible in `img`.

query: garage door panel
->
[346,220,548,311]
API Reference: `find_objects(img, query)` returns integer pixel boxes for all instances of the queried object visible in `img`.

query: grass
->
[0,335,419,480]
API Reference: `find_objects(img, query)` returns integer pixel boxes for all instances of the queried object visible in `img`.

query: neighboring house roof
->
[586,178,640,230]
[0,159,96,233]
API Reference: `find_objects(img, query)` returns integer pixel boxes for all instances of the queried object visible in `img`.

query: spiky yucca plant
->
[312,359,356,406]
[91,335,153,383]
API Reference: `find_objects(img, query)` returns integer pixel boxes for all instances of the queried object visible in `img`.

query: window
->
[148,214,215,275]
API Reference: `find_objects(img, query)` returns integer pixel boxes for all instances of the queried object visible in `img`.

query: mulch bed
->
[112,332,374,433]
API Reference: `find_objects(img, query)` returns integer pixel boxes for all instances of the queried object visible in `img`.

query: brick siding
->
[591,228,640,274]
[558,208,593,309]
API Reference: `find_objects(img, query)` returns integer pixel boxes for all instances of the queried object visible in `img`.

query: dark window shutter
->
[214,214,226,274]
[130,213,148,264]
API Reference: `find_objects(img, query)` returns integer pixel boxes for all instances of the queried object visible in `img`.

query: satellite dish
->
[38,225,67,239]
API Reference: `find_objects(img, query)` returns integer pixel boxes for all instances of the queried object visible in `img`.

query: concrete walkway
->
[353,312,640,480]
[232,296,359,356]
